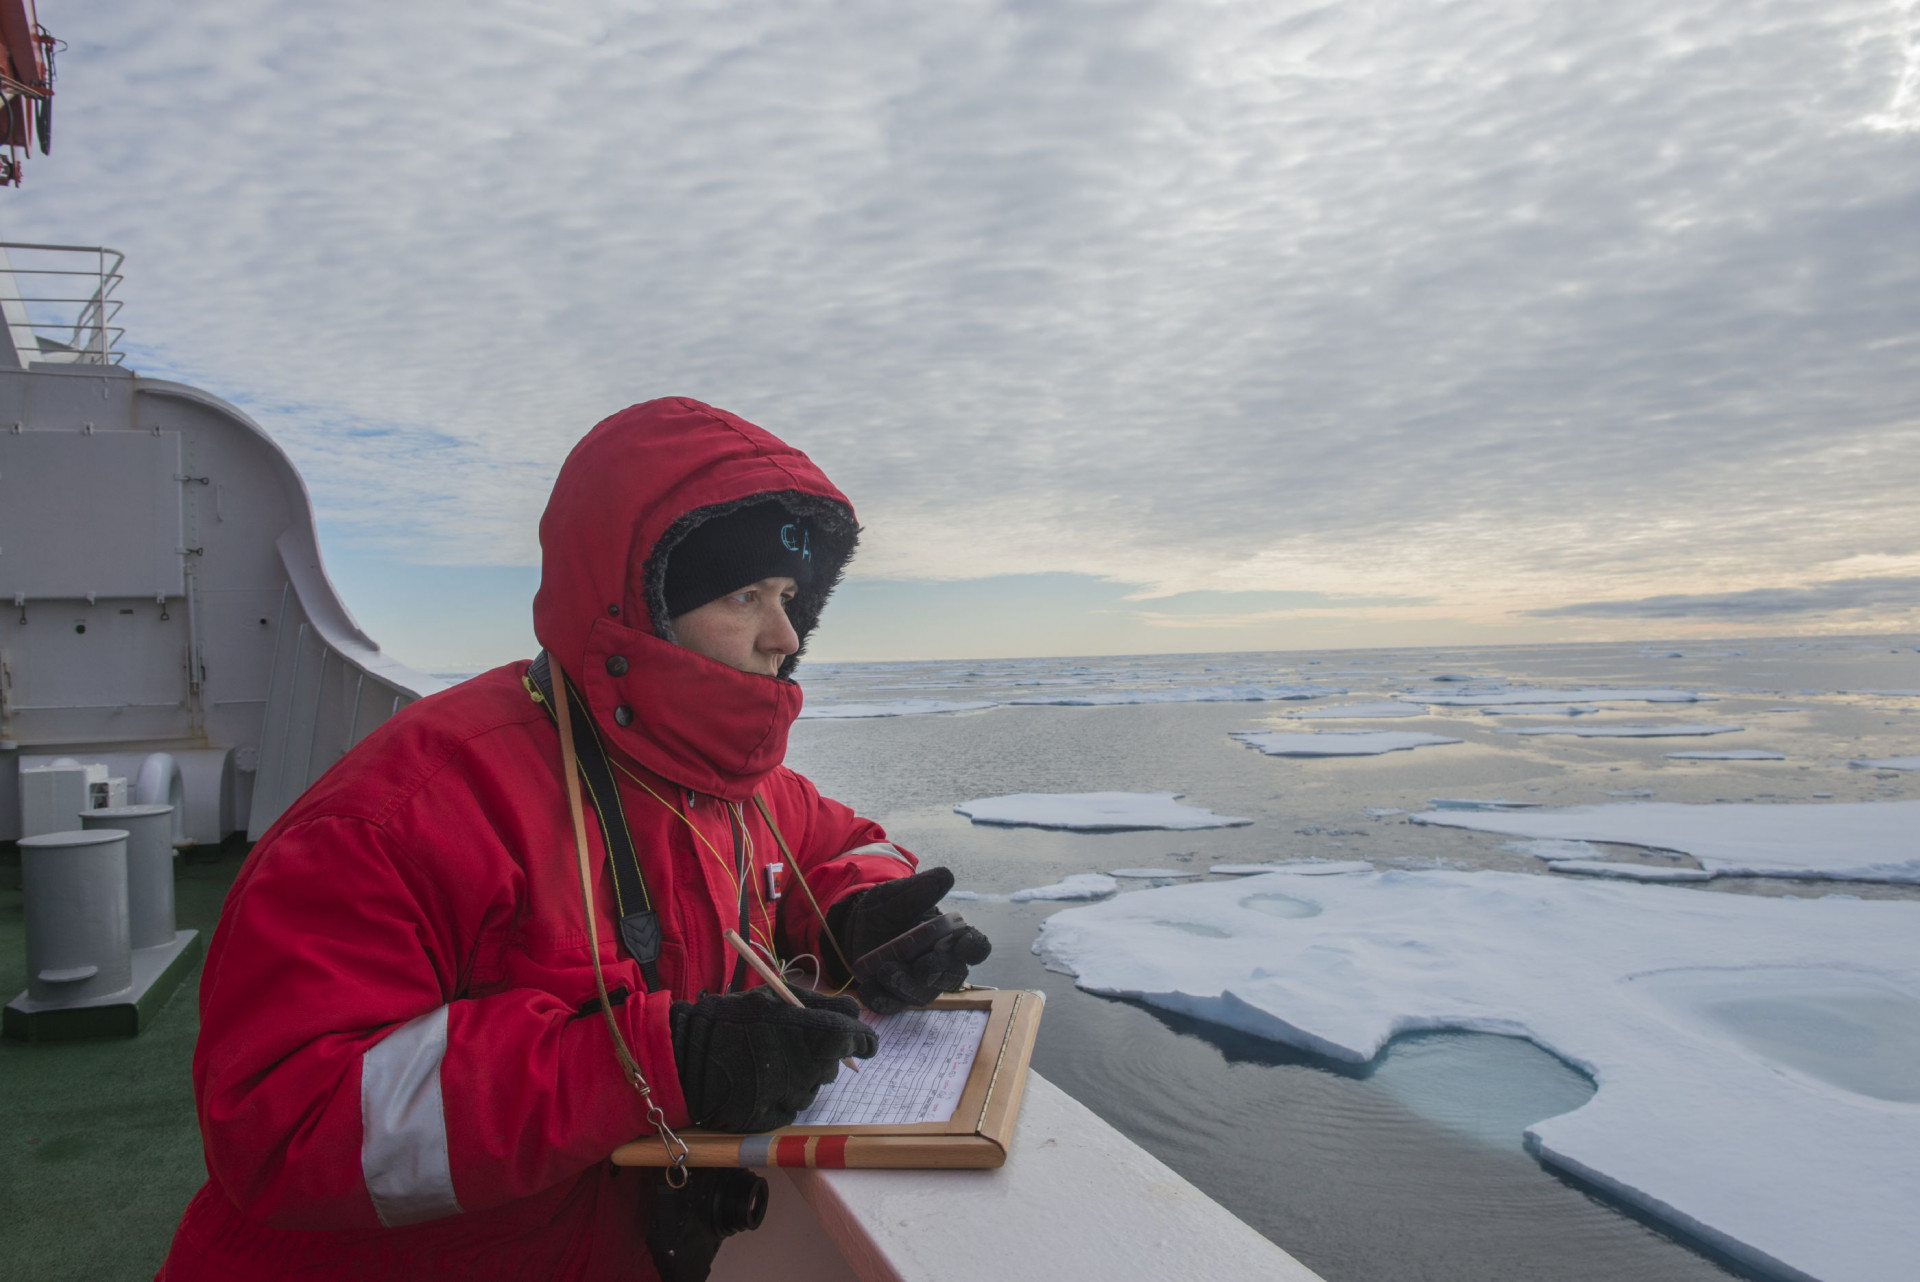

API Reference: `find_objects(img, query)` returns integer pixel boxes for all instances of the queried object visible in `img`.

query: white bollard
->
[18,828,132,1004]
[81,805,178,950]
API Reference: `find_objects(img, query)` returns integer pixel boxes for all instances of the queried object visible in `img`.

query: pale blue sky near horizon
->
[9,1,1920,668]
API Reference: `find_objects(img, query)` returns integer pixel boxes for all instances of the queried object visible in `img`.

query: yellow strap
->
[552,667,688,1179]
[751,792,859,988]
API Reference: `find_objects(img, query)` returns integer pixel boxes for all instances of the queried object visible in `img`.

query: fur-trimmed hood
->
[532,397,858,799]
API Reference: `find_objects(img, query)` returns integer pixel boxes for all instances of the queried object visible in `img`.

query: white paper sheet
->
[792,1007,989,1127]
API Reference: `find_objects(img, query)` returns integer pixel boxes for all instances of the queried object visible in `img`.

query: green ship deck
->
[0,839,249,1282]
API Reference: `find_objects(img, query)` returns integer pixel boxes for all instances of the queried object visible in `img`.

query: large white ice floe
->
[953,791,1253,831]
[1399,687,1709,706]
[798,698,995,719]
[1280,701,1424,719]
[1007,684,1328,706]
[1412,800,1920,882]
[1009,873,1118,902]
[1232,730,1463,757]
[1664,749,1785,760]
[1850,757,1920,771]
[1034,869,1920,1282]
[1493,723,1742,738]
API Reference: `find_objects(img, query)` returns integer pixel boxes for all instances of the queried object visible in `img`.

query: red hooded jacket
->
[159,399,914,1280]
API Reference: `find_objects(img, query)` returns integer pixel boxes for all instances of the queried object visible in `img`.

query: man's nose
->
[763,605,800,656]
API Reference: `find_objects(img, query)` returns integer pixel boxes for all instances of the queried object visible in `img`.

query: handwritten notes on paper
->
[792,1007,989,1127]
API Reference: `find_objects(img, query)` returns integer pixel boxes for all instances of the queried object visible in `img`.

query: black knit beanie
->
[661,500,817,619]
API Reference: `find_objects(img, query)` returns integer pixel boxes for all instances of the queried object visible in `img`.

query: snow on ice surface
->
[1007,684,1329,706]
[1494,723,1742,738]
[1400,688,1709,706]
[1009,873,1118,902]
[1110,867,1200,879]
[1034,870,1920,1282]
[799,698,995,719]
[953,791,1252,831]
[1233,730,1463,757]
[1413,800,1920,882]
[1851,757,1920,771]
[1665,749,1786,760]
[1281,701,1424,719]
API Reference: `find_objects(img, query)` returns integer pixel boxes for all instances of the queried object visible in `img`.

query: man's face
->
[670,576,801,677]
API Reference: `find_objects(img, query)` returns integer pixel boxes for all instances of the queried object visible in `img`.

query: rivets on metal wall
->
[613,705,633,727]
[606,655,629,677]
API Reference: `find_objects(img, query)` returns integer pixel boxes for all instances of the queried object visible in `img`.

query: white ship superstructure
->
[0,241,442,851]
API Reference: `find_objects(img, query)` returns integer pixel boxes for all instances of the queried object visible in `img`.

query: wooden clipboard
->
[611,988,1044,1171]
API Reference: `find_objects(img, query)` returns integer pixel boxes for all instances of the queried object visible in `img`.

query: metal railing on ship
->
[0,240,125,365]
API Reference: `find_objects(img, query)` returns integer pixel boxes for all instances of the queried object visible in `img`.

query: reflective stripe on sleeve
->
[834,841,912,866]
[360,1005,463,1227]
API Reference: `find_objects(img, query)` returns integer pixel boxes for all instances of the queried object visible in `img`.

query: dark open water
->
[784,636,1920,1282]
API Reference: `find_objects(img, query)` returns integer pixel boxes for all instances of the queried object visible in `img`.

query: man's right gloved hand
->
[669,986,878,1133]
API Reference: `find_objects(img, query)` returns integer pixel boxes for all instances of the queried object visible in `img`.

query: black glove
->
[669,986,877,1132]
[825,867,993,1015]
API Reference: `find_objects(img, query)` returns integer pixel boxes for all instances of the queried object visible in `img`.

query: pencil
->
[722,929,862,1074]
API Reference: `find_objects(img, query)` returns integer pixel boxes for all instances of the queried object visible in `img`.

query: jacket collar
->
[573,618,801,802]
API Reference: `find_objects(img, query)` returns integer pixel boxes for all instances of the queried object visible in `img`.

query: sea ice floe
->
[1232,730,1463,758]
[1663,749,1786,761]
[1033,869,1920,1282]
[1427,798,1539,811]
[1479,705,1601,717]
[1008,684,1328,706]
[1852,689,1920,696]
[1209,860,1375,876]
[799,698,995,719]
[1281,701,1424,719]
[1109,867,1200,879]
[1494,723,1742,738]
[1501,839,1602,862]
[1009,873,1118,902]
[1547,860,1713,882]
[953,791,1252,831]
[1362,807,1406,818]
[1400,688,1708,706]
[1413,800,1920,881]
[1850,757,1920,771]
[1249,859,1374,876]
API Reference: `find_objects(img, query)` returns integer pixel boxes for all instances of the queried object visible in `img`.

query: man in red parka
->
[157,398,990,1280]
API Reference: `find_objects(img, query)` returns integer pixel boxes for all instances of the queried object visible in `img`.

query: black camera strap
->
[528,650,662,992]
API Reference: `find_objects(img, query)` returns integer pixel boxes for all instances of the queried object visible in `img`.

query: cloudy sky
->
[8,1,1919,666]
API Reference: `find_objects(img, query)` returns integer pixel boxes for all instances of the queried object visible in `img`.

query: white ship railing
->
[0,240,125,366]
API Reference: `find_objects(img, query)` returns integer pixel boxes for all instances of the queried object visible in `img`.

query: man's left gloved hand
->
[825,867,992,1015]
